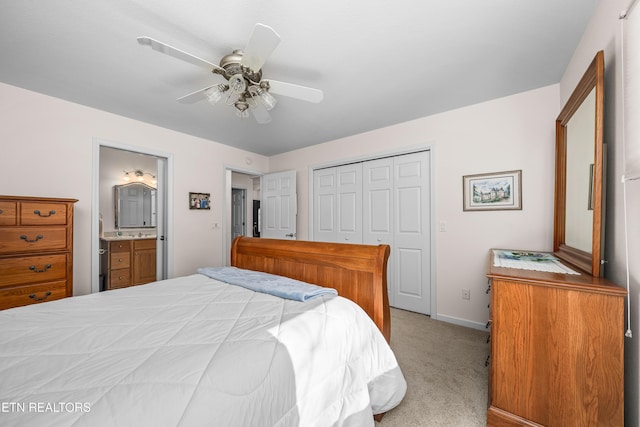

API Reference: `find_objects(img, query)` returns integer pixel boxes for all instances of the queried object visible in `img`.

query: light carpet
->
[379,308,490,426]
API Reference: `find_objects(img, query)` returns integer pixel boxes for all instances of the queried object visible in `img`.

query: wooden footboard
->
[230,237,391,342]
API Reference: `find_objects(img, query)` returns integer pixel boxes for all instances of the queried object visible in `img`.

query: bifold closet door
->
[362,152,430,314]
[362,157,395,305]
[314,151,431,314]
[313,168,337,242]
[391,151,430,314]
[313,164,362,243]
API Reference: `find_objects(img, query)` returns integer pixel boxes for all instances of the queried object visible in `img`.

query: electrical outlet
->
[461,288,471,300]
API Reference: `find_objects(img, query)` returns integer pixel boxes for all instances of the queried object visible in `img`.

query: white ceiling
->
[0,0,598,156]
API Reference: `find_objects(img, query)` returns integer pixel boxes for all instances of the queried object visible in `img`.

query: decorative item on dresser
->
[486,250,626,426]
[0,195,77,309]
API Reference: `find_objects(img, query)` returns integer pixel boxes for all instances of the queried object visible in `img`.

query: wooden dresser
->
[101,238,156,290]
[0,195,78,309]
[486,250,626,427]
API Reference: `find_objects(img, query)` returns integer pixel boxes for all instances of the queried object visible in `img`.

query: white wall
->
[270,84,559,328]
[0,82,269,296]
[561,1,639,424]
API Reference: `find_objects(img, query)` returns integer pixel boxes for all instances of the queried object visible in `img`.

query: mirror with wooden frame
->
[554,50,604,276]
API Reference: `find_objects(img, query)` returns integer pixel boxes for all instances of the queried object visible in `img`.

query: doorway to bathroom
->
[92,140,171,294]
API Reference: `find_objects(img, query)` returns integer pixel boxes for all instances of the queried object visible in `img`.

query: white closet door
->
[363,158,394,245]
[312,151,432,315]
[336,163,362,244]
[393,151,431,314]
[362,157,395,304]
[313,168,337,242]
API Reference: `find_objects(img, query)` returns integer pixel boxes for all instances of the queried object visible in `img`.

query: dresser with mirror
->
[486,51,627,426]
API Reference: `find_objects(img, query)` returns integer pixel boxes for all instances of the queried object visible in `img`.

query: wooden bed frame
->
[231,236,392,342]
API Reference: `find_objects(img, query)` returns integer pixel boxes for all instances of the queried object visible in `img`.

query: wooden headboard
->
[230,236,391,342]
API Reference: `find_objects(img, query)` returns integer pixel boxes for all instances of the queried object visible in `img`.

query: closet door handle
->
[33,209,56,217]
[20,234,44,243]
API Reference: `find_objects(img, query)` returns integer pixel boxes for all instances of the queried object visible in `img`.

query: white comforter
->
[0,274,406,427]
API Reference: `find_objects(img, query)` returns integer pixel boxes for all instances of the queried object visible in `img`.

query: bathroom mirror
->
[554,51,604,276]
[114,183,157,228]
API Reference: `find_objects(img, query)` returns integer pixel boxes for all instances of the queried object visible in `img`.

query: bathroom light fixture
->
[122,170,156,185]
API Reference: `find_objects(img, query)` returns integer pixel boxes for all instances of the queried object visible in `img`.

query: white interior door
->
[392,151,431,314]
[231,188,246,240]
[313,168,336,242]
[362,157,395,304]
[336,163,362,244]
[261,170,297,239]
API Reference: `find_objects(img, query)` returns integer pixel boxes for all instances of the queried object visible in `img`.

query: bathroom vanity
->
[100,236,156,291]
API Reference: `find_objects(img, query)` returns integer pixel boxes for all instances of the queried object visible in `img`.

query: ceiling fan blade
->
[176,85,215,104]
[250,102,272,124]
[241,23,281,72]
[267,80,324,103]
[137,36,223,72]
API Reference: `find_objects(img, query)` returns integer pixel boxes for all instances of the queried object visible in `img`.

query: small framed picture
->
[189,192,211,210]
[463,170,522,211]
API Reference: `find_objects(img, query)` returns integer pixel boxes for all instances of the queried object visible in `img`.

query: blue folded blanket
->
[197,266,338,302]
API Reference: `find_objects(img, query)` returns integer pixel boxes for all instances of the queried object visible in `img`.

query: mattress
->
[0,273,406,426]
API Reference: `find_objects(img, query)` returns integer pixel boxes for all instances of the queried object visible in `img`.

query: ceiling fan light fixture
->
[235,99,250,118]
[256,86,277,111]
[229,74,247,94]
[205,84,228,105]
[139,23,323,124]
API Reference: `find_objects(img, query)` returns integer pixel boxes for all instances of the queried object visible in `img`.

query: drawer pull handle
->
[20,234,44,243]
[33,209,56,217]
[29,291,52,301]
[29,264,52,273]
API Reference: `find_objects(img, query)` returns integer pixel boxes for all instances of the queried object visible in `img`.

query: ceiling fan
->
[137,23,323,124]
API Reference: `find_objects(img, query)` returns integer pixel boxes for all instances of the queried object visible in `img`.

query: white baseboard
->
[437,314,487,331]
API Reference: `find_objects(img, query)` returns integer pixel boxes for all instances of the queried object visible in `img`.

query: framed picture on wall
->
[189,192,211,210]
[463,170,522,211]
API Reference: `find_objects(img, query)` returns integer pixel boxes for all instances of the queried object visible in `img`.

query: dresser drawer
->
[0,201,17,226]
[0,281,67,310]
[109,269,132,289]
[0,227,69,254]
[0,254,67,287]
[110,251,131,269]
[20,202,68,225]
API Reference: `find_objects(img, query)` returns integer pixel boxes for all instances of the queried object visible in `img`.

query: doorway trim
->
[91,138,174,294]
[307,143,437,319]
[223,165,264,265]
